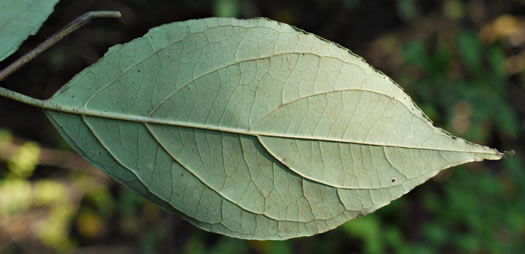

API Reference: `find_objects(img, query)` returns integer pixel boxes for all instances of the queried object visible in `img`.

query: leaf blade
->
[43,17,502,239]
[0,0,59,62]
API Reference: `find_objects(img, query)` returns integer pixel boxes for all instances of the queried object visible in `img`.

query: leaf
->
[41,18,502,240]
[0,0,59,62]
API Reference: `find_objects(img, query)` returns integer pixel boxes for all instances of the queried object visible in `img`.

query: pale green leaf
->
[42,18,502,240]
[0,0,59,62]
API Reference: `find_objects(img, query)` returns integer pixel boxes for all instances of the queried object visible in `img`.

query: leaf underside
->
[0,0,59,62]
[44,18,502,240]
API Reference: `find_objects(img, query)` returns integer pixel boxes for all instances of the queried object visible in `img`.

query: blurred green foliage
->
[402,33,520,141]
[0,0,523,253]
[214,0,241,17]
[8,141,40,178]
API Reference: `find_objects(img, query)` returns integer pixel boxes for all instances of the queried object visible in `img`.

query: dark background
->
[0,0,524,253]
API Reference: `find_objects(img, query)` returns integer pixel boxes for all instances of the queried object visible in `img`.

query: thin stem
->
[0,86,45,107]
[0,11,121,82]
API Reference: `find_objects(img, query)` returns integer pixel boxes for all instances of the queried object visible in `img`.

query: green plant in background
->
[0,129,74,251]
[0,128,121,252]
[402,33,519,141]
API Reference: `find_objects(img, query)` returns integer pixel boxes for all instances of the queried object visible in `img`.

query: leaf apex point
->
[504,150,516,158]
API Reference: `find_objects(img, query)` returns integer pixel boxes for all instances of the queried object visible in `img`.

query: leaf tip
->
[504,150,516,158]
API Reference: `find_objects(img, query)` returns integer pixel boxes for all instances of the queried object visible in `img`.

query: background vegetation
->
[0,0,523,253]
